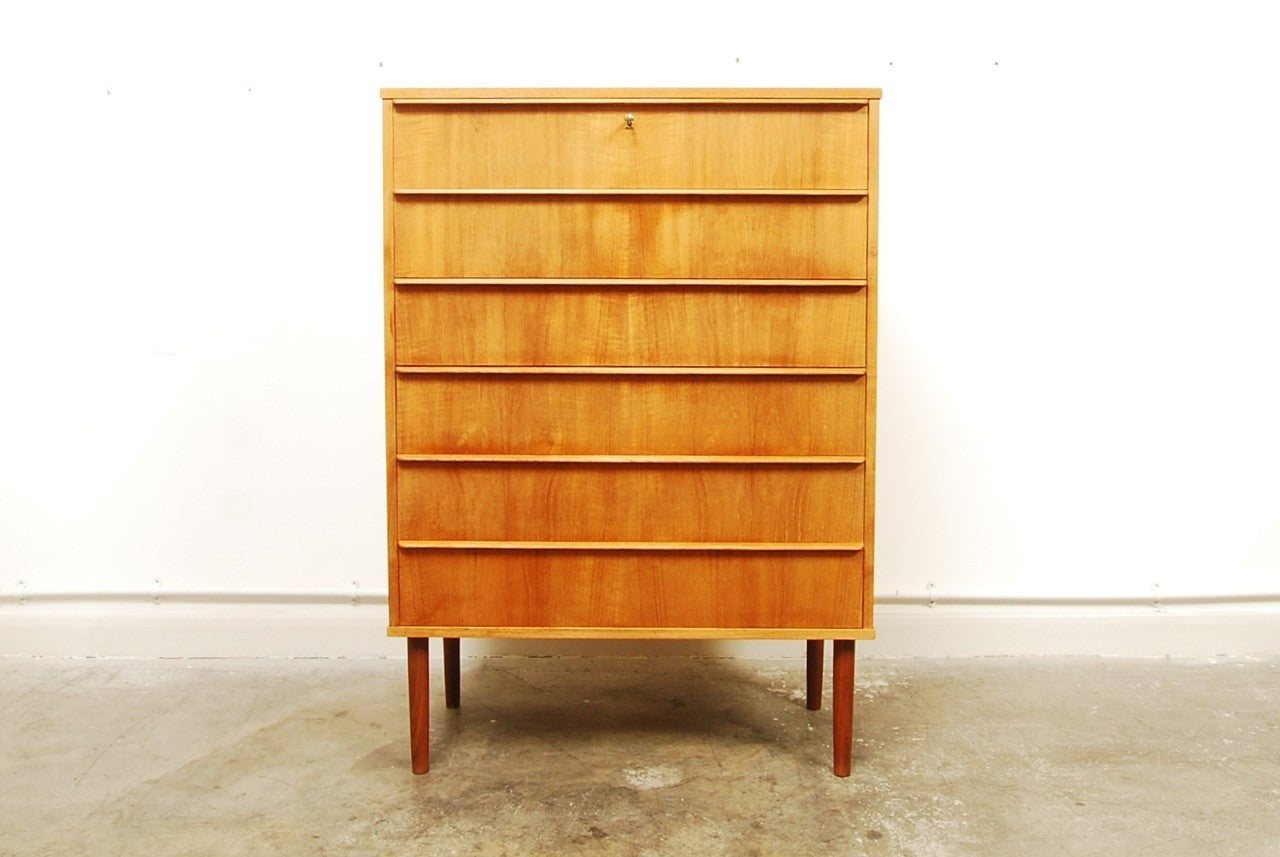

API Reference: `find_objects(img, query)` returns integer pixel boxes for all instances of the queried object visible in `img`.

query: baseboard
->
[2,598,1277,658]
[865,602,1280,658]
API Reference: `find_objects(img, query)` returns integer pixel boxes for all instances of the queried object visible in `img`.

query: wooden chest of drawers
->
[381,88,880,775]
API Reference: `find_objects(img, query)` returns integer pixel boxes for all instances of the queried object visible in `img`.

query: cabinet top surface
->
[382,87,881,102]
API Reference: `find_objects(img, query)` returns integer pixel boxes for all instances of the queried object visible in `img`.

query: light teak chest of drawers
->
[381,87,880,776]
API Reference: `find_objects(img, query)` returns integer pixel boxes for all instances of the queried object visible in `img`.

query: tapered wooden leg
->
[443,637,460,709]
[832,639,855,777]
[407,637,430,774]
[806,639,824,711]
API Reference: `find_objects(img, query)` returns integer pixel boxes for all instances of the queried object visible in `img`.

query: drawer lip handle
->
[392,277,869,289]
[392,187,868,197]
[395,454,866,466]
[394,366,867,377]
[397,540,865,552]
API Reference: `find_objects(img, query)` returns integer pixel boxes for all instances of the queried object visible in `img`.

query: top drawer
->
[391,104,868,191]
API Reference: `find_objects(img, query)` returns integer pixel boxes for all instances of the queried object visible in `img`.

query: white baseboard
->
[2,599,1277,659]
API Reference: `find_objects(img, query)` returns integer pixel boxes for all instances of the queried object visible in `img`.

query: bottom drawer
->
[395,548,865,630]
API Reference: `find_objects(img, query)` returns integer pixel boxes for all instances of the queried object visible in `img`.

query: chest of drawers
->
[381,88,880,775]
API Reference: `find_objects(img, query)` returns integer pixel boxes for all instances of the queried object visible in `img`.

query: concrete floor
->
[1,655,1277,856]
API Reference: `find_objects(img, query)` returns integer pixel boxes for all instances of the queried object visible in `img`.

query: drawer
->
[396,548,866,629]
[392,104,869,190]
[394,286,867,368]
[392,197,867,279]
[396,373,866,456]
[396,461,864,543]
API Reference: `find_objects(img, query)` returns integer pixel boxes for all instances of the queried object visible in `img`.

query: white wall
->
[2,1,1278,656]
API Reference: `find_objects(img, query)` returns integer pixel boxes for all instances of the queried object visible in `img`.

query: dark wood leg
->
[832,639,855,777]
[407,637,430,774]
[443,637,460,709]
[806,639,823,711]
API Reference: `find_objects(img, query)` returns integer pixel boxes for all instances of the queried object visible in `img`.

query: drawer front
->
[392,197,867,279]
[397,462,864,543]
[395,286,866,368]
[392,104,868,190]
[396,549,865,629]
[396,374,865,456]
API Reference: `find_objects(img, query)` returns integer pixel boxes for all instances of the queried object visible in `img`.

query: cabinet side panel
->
[862,99,880,631]
[398,550,865,629]
[383,99,401,627]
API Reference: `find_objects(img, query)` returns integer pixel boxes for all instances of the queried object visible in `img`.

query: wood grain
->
[399,541,863,551]
[392,197,866,279]
[383,87,881,102]
[443,637,460,709]
[397,366,862,376]
[407,637,430,773]
[396,455,865,466]
[392,104,867,190]
[396,549,865,629]
[395,189,866,197]
[833,639,856,776]
[396,374,865,455]
[382,99,402,624]
[396,462,863,543]
[395,286,866,367]
[387,625,877,640]
[806,639,824,710]
[383,87,880,777]
[862,98,881,633]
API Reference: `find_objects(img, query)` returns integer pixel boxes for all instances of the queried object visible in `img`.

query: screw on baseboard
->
[926,581,936,608]
[351,580,360,607]
[153,578,162,605]
[16,580,26,606]
[1153,582,1164,613]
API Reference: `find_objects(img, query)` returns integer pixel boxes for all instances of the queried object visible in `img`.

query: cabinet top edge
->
[381,87,882,101]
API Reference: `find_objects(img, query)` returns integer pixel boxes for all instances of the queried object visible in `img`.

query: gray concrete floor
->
[1,654,1277,856]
